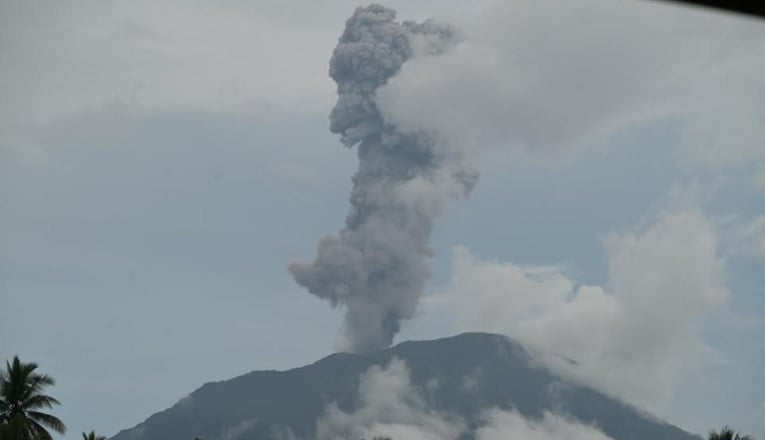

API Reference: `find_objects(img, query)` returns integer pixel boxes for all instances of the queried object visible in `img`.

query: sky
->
[1,0,764,439]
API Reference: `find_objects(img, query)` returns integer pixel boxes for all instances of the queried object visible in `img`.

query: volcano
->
[110,333,700,440]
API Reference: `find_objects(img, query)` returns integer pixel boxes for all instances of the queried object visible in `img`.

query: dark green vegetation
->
[83,430,107,440]
[0,356,66,440]
[708,426,754,440]
[110,333,703,440]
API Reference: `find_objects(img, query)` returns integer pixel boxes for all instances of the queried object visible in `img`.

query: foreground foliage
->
[709,426,754,440]
[0,356,66,440]
[83,430,107,440]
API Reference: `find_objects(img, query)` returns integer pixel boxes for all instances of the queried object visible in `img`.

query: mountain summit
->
[110,333,700,440]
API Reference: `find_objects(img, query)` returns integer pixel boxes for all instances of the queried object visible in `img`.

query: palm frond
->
[21,375,56,403]
[23,395,61,411]
[708,426,753,440]
[1,356,65,440]
[82,430,106,440]
[27,411,67,434]
[27,419,55,440]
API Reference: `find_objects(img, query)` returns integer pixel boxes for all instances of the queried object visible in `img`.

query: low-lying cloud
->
[315,358,612,440]
[315,358,464,440]
[476,409,612,440]
[441,203,730,414]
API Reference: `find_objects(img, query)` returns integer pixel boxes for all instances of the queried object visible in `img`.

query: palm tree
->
[82,430,106,440]
[708,426,753,440]
[0,356,66,440]
[0,413,29,440]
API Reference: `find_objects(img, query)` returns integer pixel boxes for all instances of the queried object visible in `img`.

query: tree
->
[0,413,29,440]
[0,356,66,440]
[708,426,753,440]
[82,430,106,440]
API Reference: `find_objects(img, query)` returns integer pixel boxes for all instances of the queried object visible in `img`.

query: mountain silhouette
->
[110,332,700,440]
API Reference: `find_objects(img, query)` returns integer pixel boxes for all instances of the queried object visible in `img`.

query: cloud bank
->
[442,204,730,413]
[315,358,612,440]
[377,0,765,184]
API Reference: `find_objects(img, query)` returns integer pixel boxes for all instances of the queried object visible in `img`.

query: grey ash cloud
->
[289,4,476,353]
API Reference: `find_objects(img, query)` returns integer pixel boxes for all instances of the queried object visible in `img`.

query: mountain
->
[110,332,700,440]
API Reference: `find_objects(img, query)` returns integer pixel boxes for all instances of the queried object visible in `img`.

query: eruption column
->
[289,5,475,353]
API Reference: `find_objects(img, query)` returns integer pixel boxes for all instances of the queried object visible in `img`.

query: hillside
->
[110,333,700,440]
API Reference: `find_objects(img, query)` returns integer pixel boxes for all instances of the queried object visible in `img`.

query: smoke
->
[289,4,476,353]
[475,409,613,440]
[315,358,465,440]
[441,200,730,414]
[314,358,612,440]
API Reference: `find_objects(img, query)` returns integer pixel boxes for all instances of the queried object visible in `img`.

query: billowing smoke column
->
[289,4,476,353]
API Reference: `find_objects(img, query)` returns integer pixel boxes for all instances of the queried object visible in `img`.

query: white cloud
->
[0,1,337,126]
[442,204,730,414]
[6,0,764,185]
[218,418,258,440]
[377,0,765,185]
[315,358,465,440]
[315,358,614,440]
[475,409,612,440]
[0,1,332,162]
[4,0,764,188]
[0,0,490,154]
[461,366,483,393]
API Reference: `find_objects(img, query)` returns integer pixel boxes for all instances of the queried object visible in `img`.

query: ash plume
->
[289,4,476,353]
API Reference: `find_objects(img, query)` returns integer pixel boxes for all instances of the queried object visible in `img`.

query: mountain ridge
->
[110,332,701,440]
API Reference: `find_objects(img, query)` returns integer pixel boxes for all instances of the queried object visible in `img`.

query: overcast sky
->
[1,0,764,439]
